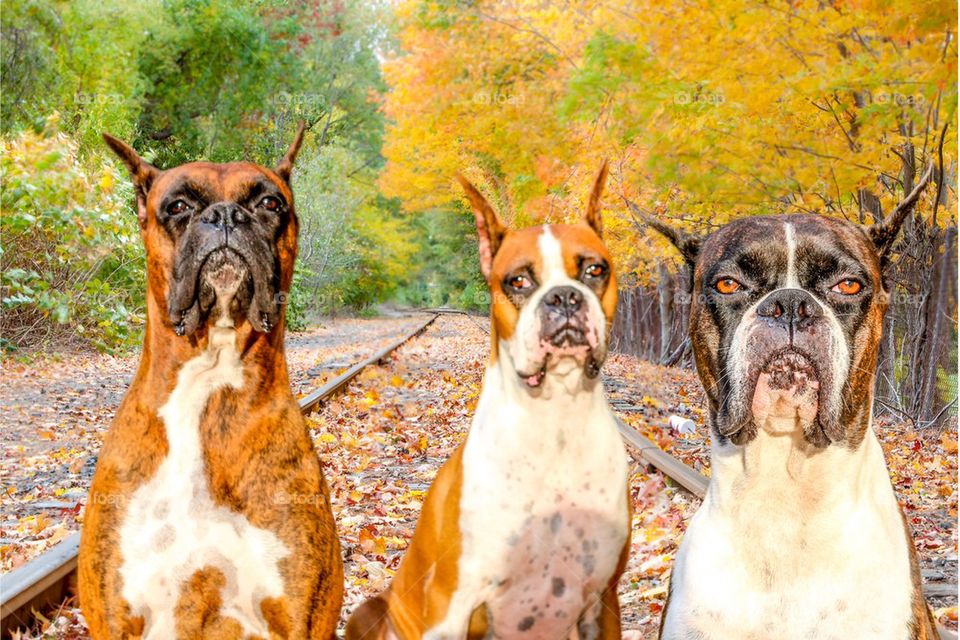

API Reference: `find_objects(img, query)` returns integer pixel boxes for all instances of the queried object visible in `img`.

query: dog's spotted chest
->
[442,364,629,639]
[478,504,624,638]
[117,328,289,639]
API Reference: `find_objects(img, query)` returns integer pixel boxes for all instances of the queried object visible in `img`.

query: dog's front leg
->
[595,586,623,639]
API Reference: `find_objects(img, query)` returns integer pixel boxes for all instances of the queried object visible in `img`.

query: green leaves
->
[0,124,145,352]
[2,0,412,344]
[560,31,650,123]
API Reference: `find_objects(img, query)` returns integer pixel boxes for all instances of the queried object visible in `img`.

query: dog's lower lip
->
[206,261,244,288]
[197,247,249,299]
[201,246,248,273]
[762,349,815,373]
[549,326,586,347]
[172,247,254,334]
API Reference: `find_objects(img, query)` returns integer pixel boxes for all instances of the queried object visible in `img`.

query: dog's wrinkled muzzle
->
[167,202,281,336]
[519,285,605,388]
[719,289,845,447]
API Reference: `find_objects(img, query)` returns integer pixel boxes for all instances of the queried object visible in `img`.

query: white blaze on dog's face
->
[458,164,618,390]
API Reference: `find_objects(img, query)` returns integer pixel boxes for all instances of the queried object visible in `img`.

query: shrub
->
[1,119,145,353]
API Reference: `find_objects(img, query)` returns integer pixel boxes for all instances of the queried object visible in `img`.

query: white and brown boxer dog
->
[79,125,343,639]
[642,177,942,640]
[345,164,630,640]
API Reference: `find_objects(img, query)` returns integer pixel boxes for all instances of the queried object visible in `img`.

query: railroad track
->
[1,312,954,637]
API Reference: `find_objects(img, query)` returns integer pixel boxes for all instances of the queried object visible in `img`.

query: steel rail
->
[615,417,708,499]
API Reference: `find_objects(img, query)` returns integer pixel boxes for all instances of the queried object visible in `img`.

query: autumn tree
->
[380,0,957,423]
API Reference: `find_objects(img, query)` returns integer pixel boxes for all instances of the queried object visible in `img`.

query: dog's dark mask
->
[635,175,929,449]
[103,125,306,337]
[160,178,287,335]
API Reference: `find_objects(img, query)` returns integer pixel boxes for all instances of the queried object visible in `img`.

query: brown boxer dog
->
[638,173,943,639]
[345,163,630,640]
[79,125,343,639]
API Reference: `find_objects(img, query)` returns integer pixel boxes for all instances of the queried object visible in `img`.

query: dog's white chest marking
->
[425,363,629,640]
[118,328,289,638]
[663,426,914,640]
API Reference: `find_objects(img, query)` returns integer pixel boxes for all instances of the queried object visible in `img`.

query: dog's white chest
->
[427,367,629,639]
[117,330,289,639]
[663,429,915,640]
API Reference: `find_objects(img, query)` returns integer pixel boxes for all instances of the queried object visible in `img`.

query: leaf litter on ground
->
[0,314,955,637]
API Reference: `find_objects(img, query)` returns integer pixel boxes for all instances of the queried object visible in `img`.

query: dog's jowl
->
[78,125,343,639]
[345,163,630,640]
[650,206,940,639]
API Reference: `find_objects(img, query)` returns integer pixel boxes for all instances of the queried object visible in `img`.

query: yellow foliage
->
[380,0,957,281]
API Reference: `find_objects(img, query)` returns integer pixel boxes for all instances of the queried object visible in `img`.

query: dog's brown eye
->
[259,196,282,212]
[508,275,531,290]
[831,279,862,295]
[167,200,191,216]
[584,263,606,278]
[715,278,741,294]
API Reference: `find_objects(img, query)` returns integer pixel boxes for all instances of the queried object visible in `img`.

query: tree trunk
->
[657,262,672,363]
[919,226,954,424]
[877,312,897,407]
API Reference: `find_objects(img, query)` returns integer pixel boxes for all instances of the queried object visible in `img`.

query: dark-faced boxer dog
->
[345,164,630,640]
[638,175,942,640]
[79,125,343,639]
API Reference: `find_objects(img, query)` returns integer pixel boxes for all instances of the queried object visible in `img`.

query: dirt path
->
[1,314,956,637]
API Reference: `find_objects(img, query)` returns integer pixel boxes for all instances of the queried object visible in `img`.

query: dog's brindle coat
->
[648,203,940,639]
[79,127,343,639]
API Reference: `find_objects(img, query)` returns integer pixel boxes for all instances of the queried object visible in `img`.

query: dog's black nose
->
[543,286,583,315]
[200,202,250,229]
[757,288,822,330]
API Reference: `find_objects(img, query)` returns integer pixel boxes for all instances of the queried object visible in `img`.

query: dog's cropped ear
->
[584,159,609,236]
[457,175,507,280]
[623,198,701,264]
[103,133,160,225]
[275,121,307,184]
[868,162,934,261]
